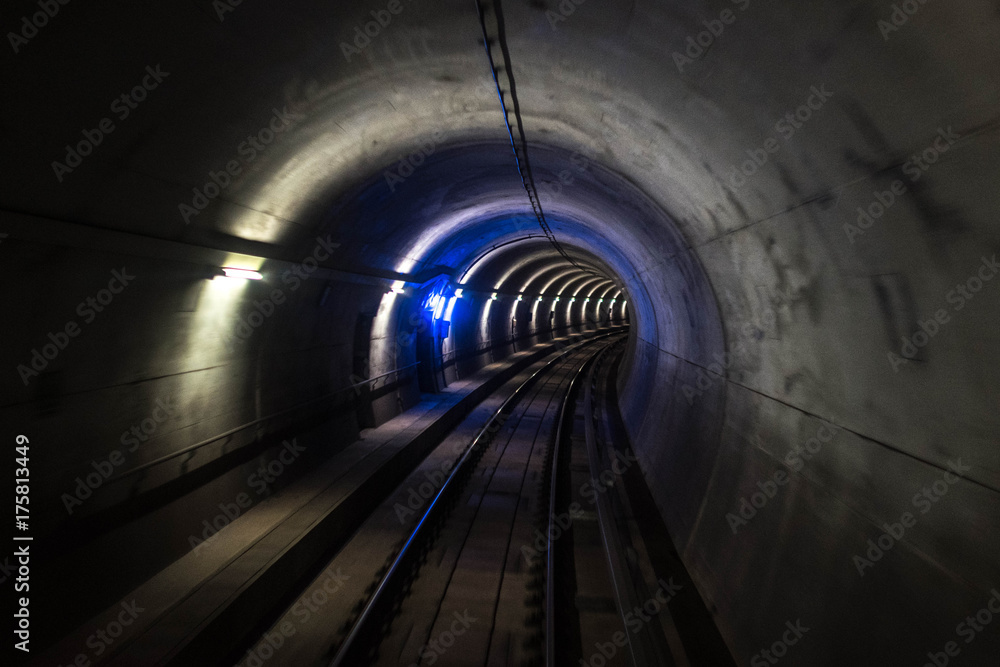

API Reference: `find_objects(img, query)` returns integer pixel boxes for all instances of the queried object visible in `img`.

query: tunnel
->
[3,0,999,665]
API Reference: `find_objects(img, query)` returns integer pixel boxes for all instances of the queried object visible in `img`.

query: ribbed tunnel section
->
[3,1,999,665]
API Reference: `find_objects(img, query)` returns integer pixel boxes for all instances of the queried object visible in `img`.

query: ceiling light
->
[221,268,262,280]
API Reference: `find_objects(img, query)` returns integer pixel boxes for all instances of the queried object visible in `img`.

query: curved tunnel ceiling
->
[4,0,999,664]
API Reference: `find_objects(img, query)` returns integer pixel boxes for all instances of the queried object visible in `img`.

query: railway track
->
[234,330,728,667]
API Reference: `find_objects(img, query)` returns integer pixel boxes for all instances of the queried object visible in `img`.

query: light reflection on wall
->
[369,290,404,380]
[173,254,266,429]
[538,268,580,296]
[479,297,493,342]
[198,254,265,361]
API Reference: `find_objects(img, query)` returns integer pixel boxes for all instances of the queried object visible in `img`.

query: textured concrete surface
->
[2,0,999,664]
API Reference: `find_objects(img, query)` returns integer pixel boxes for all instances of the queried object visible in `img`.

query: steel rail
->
[582,340,673,667]
[328,330,622,666]
[544,338,612,666]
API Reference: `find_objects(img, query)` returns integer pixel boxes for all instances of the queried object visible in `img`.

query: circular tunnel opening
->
[320,140,725,430]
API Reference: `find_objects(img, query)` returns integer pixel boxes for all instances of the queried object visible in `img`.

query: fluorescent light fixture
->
[491,292,498,300]
[433,296,446,320]
[517,295,523,301]
[454,288,463,298]
[598,299,604,303]
[444,296,458,321]
[221,267,263,280]
[389,280,406,294]
[554,297,560,302]
[585,298,590,303]
[570,298,576,303]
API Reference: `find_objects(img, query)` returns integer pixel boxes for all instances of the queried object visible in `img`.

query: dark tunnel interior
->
[2,1,999,666]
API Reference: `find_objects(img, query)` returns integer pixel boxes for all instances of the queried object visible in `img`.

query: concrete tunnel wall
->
[2,0,998,663]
